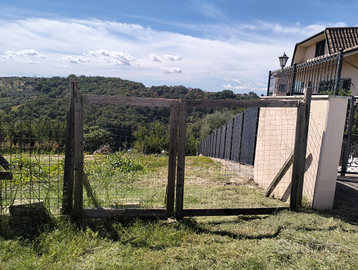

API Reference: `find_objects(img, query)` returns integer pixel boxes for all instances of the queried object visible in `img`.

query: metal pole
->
[267,71,272,96]
[334,48,344,95]
[290,64,297,96]
[341,97,356,176]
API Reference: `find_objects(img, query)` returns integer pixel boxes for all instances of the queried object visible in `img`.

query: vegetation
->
[0,75,258,155]
[0,150,357,269]
[0,209,357,269]
[0,152,357,270]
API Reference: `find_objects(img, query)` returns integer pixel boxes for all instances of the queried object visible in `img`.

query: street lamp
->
[279,52,289,71]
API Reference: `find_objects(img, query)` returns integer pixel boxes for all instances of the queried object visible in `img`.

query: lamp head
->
[279,52,289,70]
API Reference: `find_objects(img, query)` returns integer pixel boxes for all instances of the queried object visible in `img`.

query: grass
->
[1,154,358,269]
[0,208,358,269]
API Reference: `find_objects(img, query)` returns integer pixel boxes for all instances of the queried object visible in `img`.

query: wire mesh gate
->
[65,82,311,219]
[340,96,358,175]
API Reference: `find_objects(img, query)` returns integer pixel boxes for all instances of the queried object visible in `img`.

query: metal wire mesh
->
[195,106,323,209]
[0,119,66,219]
[82,104,171,210]
[192,107,289,209]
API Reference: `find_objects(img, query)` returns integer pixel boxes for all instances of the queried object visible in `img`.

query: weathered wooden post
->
[290,86,312,211]
[62,81,76,215]
[166,100,179,217]
[175,99,187,220]
[74,94,84,218]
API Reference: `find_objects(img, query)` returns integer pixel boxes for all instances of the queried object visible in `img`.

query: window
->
[315,40,326,57]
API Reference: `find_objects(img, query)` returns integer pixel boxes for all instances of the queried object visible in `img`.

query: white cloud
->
[223,84,233,89]
[149,54,161,62]
[60,55,89,64]
[160,67,182,74]
[1,49,45,62]
[164,54,182,61]
[0,17,346,94]
[52,63,70,68]
[87,49,135,66]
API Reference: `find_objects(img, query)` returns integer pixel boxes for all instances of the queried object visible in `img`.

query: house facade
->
[270,27,358,96]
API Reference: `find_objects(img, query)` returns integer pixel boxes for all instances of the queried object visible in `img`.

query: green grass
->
[0,208,358,269]
[1,154,358,269]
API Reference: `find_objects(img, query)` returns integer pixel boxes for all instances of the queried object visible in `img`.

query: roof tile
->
[326,27,358,53]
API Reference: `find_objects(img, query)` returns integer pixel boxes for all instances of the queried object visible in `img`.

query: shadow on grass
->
[181,216,282,240]
[0,216,55,242]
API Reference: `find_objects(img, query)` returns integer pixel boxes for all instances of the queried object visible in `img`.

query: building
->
[270,27,358,96]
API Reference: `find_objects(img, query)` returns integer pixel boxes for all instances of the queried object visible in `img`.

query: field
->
[1,154,358,269]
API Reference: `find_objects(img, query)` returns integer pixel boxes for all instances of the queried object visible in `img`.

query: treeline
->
[0,75,259,155]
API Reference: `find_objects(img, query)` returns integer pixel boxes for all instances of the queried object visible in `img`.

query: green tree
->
[200,110,233,139]
[84,126,113,152]
[133,122,169,154]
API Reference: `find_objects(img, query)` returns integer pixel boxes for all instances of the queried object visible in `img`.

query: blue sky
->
[0,0,357,95]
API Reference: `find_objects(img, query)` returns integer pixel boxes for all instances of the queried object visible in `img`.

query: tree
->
[133,122,169,154]
[84,126,113,152]
[200,110,233,139]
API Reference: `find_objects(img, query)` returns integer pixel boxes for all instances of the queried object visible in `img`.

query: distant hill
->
[0,75,259,154]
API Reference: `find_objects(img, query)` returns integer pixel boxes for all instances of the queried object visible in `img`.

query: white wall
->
[254,96,349,209]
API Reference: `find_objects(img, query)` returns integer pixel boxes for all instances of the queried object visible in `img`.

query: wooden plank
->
[290,86,312,211]
[175,100,188,220]
[124,208,167,218]
[83,208,166,219]
[84,94,173,107]
[0,154,10,170]
[74,95,84,217]
[265,151,294,197]
[187,99,298,109]
[183,207,289,217]
[84,208,125,218]
[0,171,12,180]
[166,100,179,217]
[62,81,76,215]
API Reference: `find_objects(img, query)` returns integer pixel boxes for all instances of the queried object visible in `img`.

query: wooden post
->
[74,95,84,217]
[175,100,187,220]
[290,87,312,211]
[62,81,76,215]
[166,100,179,217]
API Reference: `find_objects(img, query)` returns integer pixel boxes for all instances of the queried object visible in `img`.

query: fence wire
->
[195,106,323,209]
[192,107,289,209]
[0,119,66,221]
[82,104,171,210]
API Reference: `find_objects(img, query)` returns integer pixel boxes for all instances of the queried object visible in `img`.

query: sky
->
[0,0,357,95]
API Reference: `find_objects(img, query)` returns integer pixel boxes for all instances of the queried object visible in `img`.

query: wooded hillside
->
[0,75,259,154]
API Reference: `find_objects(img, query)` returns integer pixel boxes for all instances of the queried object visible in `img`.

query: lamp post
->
[279,52,289,72]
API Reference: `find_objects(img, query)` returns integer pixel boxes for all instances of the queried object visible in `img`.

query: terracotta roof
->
[325,27,358,54]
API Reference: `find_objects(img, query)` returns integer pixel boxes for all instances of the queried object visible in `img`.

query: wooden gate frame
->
[63,82,311,219]
[175,90,311,219]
